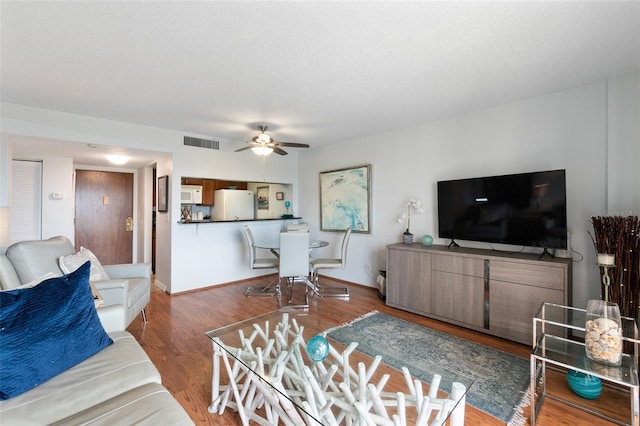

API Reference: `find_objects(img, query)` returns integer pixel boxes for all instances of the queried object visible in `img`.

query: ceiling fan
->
[235,125,310,156]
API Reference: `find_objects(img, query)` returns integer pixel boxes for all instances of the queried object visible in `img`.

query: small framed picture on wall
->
[276,192,284,200]
[257,186,269,210]
[158,175,169,212]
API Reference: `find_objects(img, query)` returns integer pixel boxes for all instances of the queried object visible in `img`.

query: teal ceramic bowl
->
[567,370,602,399]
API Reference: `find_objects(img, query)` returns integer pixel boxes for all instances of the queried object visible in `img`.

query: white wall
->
[248,182,294,219]
[298,72,640,310]
[0,138,12,250]
[0,146,76,245]
[139,166,155,265]
[0,104,299,293]
[168,145,298,293]
[154,156,173,292]
[1,71,637,302]
[607,71,640,213]
[40,157,75,241]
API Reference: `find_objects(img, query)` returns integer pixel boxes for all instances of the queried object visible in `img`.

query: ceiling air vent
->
[184,136,219,150]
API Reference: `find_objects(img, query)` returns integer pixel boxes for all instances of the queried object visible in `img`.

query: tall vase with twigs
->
[589,215,640,318]
[587,214,639,361]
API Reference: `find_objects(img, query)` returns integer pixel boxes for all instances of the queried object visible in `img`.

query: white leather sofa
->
[0,332,193,425]
[0,237,193,425]
[2,235,150,329]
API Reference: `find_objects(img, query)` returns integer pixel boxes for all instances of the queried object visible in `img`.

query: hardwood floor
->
[126,275,624,425]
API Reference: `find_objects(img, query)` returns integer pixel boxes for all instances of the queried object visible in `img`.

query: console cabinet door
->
[432,272,485,328]
[431,254,485,328]
[490,281,564,344]
[489,260,567,344]
[386,248,431,315]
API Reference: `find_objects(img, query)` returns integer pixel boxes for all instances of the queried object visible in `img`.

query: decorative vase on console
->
[585,299,622,366]
[398,199,423,245]
[402,231,413,245]
[585,254,623,366]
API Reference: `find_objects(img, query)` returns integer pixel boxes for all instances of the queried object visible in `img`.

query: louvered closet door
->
[10,160,42,243]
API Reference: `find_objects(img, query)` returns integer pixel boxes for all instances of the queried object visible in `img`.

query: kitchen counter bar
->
[178,217,301,224]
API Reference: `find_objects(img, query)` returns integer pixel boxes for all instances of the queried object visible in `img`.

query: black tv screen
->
[437,169,567,249]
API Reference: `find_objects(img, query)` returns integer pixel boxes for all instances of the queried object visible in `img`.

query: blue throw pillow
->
[0,261,113,400]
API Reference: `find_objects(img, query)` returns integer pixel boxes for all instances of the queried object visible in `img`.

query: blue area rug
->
[327,311,530,424]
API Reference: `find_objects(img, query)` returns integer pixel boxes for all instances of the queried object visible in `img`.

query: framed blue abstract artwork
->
[320,164,370,233]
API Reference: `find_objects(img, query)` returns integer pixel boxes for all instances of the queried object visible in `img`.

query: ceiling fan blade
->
[234,146,254,152]
[273,142,310,148]
[273,147,289,155]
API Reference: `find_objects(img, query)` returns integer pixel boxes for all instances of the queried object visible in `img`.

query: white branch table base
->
[206,311,466,425]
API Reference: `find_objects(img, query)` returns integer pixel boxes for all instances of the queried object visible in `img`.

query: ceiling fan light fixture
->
[255,133,271,144]
[251,146,274,156]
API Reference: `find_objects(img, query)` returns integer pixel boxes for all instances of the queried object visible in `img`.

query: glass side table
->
[531,302,639,425]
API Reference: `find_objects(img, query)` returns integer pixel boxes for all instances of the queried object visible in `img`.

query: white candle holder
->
[597,253,615,267]
[596,253,615,303]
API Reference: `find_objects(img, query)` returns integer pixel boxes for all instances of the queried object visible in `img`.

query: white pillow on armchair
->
[59,247,110,282]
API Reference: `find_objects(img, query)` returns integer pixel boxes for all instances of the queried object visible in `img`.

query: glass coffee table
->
[205,308,469,425]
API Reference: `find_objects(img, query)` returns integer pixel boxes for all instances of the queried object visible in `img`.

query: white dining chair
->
[279,231,314,307]
[243,225,281,300]
[311,227,350,298]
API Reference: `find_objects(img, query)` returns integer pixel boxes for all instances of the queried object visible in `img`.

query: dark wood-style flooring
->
[126,275,626,425]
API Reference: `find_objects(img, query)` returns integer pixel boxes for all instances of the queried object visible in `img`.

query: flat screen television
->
[437,169,567,249]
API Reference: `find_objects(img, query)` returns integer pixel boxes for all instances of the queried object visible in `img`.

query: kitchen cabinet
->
[181,177,203,186]
[202,179,215,206]
[181,178,247,206]
[215,180,247,190]
[386,244,571,345]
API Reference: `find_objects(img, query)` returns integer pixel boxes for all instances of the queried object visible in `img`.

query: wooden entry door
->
[75,170,133,265]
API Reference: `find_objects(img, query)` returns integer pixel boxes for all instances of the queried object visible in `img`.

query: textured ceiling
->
[2,1,639,159]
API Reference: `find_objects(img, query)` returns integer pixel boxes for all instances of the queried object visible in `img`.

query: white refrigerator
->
[213,189,255,221]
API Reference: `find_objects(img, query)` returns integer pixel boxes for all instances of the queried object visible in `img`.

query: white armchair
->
[96,262,151,325]
[1,236,149,329]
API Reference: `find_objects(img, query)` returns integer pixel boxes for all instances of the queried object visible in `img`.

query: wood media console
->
[386,244,572,345]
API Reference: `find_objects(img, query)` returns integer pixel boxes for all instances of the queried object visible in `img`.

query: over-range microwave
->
[181,185,203,204]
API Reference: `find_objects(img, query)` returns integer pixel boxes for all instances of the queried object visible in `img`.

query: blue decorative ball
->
[567,370,602,399]
[306,335,330,363]
[421,235,433,246]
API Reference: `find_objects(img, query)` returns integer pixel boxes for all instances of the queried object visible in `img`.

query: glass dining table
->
[253,237,329,257]
[245,237,329,306]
